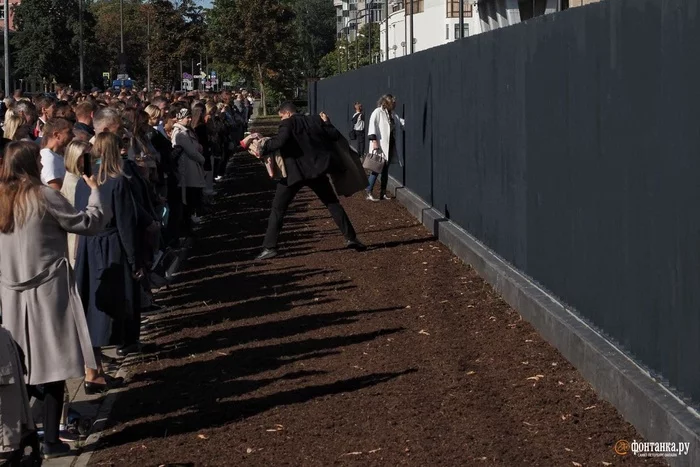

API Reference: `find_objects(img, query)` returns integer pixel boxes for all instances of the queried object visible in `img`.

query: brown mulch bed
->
[89,126,663,466]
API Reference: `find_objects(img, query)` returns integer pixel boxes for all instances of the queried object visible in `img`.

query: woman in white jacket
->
[366,94,404,201]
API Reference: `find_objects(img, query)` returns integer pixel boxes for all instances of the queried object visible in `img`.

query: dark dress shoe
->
[42,441,72,459]
[84,375,123,395]
[256,248,278,260]
[346,239,367,251]
[83,380,109,395]
[116,343,142,358]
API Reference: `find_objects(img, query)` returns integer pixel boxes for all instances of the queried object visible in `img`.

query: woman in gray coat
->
[171,107,205,227]
[0,141,104,459]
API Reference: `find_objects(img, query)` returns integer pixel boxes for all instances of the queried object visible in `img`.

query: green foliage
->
[10,0,340,93]
[292,0,336,79]
[210,0,296,115]
[12,0,98,86]
[91,0,147,83]
[319,23,381,78]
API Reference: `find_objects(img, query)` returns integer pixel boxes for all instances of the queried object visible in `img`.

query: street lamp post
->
[459,0,464,40]
[409,0,414,54]
[147,2,151,92]
[4,0,9,96]
[79,0,84,90]
[367,1,372,64]
[384,0,389,62]
[120,0,124,54]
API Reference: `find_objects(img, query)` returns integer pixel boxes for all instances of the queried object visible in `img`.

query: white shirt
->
[40,148,66,186]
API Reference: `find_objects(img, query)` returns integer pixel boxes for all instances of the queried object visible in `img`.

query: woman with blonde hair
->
[366,94,405,201]
[61,140,92,266]
[144,104,162,132]
[0,141,103,458]
[74,132,141,394]
[3,112,23,141]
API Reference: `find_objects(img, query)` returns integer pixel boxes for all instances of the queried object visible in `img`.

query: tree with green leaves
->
[12,0,98,88]
[210,0,295,115]
[291,0,336,80]
[319,23,380,78]
[91,0,147,84]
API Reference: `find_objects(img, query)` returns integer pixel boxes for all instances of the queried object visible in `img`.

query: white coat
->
[367,107,405,164]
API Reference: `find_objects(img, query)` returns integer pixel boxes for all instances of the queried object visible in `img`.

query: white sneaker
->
[214,176,223,182]
[379,193,392,201]
[191,215,202,224]
[366,193,379,202]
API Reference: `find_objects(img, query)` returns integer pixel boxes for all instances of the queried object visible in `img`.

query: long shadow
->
[138,306,404,363]
[99,369,416,447]
[96,143,417,453]
[101,326,407,443]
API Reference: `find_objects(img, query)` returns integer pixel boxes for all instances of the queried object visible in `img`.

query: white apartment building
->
[379,0,600,62]
[380,1,482,61]
[335,0,387,40]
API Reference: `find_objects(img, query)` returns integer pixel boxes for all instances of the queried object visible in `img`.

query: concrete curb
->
[68,245,192,467]
[70,364,131,467]
[387,176,700,467]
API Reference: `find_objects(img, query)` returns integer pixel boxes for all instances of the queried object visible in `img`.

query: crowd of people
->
[0,82,406,462]
[0,86,255,461]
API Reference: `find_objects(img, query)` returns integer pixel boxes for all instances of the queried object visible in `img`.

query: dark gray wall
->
[311,0,700,404]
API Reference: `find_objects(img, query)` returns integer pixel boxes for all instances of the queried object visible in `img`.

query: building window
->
[454,23,469,39]
[405,0,424,14]
[519,0,547,20]
[446,24,450,40]
[447,0,473,18]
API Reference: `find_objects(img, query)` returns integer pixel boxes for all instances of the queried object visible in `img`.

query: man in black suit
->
[256,102,366,260]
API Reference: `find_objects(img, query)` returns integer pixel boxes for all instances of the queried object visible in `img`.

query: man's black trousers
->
[263,176,357,249]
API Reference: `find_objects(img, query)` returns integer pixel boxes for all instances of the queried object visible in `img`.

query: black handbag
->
[348,129,357,141]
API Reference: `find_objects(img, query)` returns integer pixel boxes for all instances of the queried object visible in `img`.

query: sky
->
[197,0,213,8]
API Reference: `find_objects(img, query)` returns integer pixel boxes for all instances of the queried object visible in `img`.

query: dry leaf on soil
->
[526,375,545,381]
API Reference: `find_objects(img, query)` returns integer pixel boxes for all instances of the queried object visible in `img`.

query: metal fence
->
[311,0,700,404]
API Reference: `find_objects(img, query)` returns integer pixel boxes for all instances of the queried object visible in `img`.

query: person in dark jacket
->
[255,102,366,260]
[74,133,141,394]
[73,101,96,141]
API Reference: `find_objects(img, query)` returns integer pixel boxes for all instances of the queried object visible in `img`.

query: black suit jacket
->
[263,114,341,186]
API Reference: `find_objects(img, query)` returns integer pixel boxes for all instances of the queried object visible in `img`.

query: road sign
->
[117,74,128,80]
[223,81,232,87]
[102,72,110,79]
[182,79,193,91]
[199,72,207,79]
[211,78,218,84]
[182,72,193,80]
[211,70,217,77]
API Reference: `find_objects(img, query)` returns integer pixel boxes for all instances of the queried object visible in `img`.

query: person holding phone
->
[0,141,104,458]
[61,140,93,267]
[74,133,142,395]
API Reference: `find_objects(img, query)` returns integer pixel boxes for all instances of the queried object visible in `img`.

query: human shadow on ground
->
[98,151,416,450]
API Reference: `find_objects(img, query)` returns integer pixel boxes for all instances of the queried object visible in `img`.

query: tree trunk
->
[257,64,267,117]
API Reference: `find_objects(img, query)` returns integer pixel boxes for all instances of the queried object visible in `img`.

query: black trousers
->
[165,175,183,247]
[29,382,64,444]
[263,176,357,249]
[355,132,366,157]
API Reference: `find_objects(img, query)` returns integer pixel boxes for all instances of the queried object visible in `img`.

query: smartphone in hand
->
[82,154,92,178]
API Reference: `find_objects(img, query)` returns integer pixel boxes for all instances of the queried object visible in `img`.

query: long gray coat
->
[172,123,206,189]
[0,186,104,385]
